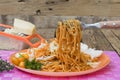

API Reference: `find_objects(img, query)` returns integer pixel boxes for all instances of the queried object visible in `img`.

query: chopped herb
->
[0,57,14,72]
[24,59,42,70]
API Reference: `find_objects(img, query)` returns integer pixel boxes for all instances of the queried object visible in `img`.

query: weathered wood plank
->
[82,29,113,50]
[92,29,114,50]
[112,29,120,39]
[0,0,18,3]
[0,0,120,16]
[2,15,120,28]
[0,2,25,15]
[101,29,120,55]
[110,0,120,3]
[37,28,56,40]
[0,15,77,28]
[31,16,77,28]
[1,15,120,27]
[82,29,96,48]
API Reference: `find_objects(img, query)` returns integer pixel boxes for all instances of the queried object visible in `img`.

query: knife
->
[81,21,120,29]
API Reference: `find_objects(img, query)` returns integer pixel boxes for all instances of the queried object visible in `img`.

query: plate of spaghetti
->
[9,20,110,77]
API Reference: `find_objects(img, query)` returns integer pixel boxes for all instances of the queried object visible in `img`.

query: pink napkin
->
[0,50,120,80]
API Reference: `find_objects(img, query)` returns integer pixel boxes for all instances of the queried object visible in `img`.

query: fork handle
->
[99,21,120,28]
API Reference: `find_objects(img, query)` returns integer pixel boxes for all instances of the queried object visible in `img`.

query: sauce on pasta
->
[12,19,101,72]
[35,20,96,72]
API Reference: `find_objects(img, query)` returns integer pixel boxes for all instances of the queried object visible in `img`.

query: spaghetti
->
[12,19,100,72]
[35,20,95,72]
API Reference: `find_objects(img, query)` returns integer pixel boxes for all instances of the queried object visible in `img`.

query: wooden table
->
[82,28,120,55]
[0,0,120,16]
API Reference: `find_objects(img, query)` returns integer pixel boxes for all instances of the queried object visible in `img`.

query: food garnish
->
[0,57,14,72]
[24,59,42,70]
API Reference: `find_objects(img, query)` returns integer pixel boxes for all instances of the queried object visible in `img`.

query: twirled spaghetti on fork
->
[34,20,99,72]
[12,19,102,72]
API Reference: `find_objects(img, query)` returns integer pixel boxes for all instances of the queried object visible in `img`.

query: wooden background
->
[0,0,120,16]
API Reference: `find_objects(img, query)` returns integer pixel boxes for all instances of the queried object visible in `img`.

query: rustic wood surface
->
[82,28,120,55]
[0,15,120,55]
[0,0,120,16]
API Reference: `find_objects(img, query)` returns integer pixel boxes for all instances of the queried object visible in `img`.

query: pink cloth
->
[0,50,120,80]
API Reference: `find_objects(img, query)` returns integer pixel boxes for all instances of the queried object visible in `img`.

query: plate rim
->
[9,51,110,77]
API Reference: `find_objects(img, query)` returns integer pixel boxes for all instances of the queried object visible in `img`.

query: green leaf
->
[24,59,42,70]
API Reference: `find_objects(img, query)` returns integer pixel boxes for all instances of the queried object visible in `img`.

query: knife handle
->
[99,21,120,28]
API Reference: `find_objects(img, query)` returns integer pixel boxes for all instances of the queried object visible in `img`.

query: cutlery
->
[81,21,120,29]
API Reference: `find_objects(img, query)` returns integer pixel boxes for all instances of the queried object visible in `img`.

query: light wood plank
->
[0,0,120,16]
[82,29,97,48]
[102,29,120,55]
[112,29,120,39]
[82,29,113,50]
[37,28,56,40]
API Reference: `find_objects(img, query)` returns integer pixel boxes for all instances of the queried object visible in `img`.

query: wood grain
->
[0,0,120,16]
[1,15,120,28]
[112,29,120,39]
[102,29,120,55]
[82,29,114,50]
[37,28,56,40]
